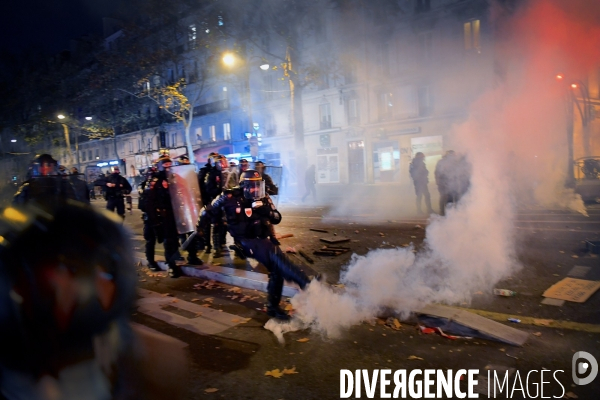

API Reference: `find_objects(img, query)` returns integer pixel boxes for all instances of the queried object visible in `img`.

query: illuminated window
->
[464,20,481,52]
[129,141,133,154]
[223,123,231,140]
[210,125,216,142]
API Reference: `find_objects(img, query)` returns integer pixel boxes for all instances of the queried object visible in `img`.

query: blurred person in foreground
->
[409,152,434,215]
[0,202,188,399]
[13,154,79,208]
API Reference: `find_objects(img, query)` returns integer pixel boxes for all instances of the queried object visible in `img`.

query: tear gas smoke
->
[290,0,598,339]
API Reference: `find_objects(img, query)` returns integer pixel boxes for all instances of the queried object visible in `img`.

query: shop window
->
[372,141,400,183]
[317,147,339,183]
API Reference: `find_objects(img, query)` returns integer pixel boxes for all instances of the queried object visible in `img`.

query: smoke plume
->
[289,0,598,338]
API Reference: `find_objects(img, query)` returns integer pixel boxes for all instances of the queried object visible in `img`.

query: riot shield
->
[167,164,203,235]
[264,165,282,207]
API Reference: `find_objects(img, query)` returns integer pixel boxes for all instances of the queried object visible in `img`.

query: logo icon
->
[572,351,598,385]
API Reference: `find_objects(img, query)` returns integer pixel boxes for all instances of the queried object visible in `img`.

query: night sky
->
[0,0,127,55]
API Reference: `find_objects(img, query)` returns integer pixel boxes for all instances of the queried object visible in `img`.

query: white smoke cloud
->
[288,0,596,339]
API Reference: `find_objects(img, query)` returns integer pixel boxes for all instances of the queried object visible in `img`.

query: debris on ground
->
[298,250,314,264]
[277,234,294,239]
[313,245,351,257]
[507,318,521,323]
[204,388,219,393]
[494,288,517,296]
[285,247,297,254]
[309,228,329,233]
[320,236,351,244]
[407,355,424,360]
[385,317,402,330]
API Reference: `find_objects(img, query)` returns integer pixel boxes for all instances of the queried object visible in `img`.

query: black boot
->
[168,263,183,278]
[147,260,161,272]
[187,255,203,265]
[266,274,289,321]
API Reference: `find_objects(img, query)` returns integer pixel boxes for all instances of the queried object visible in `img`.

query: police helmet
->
[239,169,265,200]
[254,161,266,172]
[178,155,190,165]
[29,154,58,177]
[156,156,172,172]
[239,158,249,172]
[0,203,136,372]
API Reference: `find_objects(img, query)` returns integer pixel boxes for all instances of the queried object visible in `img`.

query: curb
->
[134,252,300,297]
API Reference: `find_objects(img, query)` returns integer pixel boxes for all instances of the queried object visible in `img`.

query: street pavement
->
[94,198,600,399]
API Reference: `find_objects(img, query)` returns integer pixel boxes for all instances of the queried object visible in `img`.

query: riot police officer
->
[146,156,183,278]
[104,166,132,219]
[202,169,311,320]
[253,161,278,196]
[204,154,228,257]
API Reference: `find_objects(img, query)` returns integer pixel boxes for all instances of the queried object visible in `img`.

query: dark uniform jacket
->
[104,173,132,199]
[409,159,429,186]
[146,171,177,237]
[206,189,280,241]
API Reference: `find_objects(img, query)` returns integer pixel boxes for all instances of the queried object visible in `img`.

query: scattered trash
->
[296,338,309,343]
[277,234,294,239]
[507,318,521,323]
[543,278,600,303]
[565,391,579,399]
[415,224,423,229]
[204,388,219,393]
[505,353,519,360]
[418,325,436,334]
[354,230,359,234]
[408,355,424,360]
[533,319,552,327]
[385,317,402,330]
[378,232,385,236]
[309,228,329,233]
[494,288,517,297]
[533,332,542,337]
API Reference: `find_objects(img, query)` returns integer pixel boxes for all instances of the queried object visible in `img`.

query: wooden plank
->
[320,237,351,244]
[309,228,329,233]
[417,304,529,346]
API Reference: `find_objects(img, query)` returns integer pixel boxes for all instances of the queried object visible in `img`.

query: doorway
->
[348,140,365,183]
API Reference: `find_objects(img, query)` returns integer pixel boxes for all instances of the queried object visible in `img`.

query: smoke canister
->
[493,288,517,296]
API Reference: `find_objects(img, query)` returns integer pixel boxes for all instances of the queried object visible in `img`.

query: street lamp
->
[56,114,91,173]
